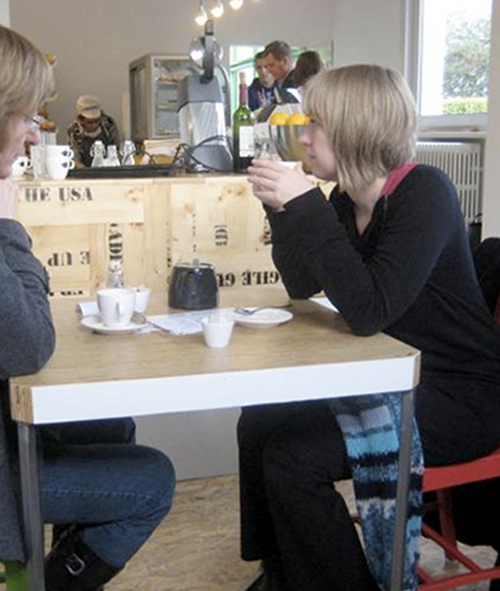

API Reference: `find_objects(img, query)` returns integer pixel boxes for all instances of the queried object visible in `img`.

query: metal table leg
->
[17,423,45,591]
[390,389,415,591]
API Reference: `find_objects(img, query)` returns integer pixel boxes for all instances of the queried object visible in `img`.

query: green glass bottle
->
[233,72,255,172]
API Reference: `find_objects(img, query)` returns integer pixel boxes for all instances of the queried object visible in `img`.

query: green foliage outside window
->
[443,97,488,114]
[442,14,490,114]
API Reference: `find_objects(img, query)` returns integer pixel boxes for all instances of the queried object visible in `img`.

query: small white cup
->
[97,288,136,327]
[133,287,151,313]
[45,145,74,159]
[201,314,235,348]
[11,156,31,178]
[280,161,300,169]
[45,156,75,180]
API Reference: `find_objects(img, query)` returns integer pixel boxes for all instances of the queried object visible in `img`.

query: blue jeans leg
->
[40,417,137,446]
[42,439,175,568]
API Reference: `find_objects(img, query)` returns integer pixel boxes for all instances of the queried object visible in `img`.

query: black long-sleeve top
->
[266,164,500,464]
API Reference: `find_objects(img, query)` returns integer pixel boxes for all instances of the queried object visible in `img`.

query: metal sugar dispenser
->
[107,259,124,288]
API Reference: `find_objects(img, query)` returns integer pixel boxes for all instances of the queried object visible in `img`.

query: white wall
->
[0,0,8,25]
[330,0,406,70]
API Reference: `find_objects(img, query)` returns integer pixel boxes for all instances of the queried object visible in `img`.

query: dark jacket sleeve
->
[266,169,459,336]
[0,219,55,378]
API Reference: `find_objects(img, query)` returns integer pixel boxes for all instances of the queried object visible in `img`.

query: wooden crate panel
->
[16,176,297,299]
[168,179,269,260]
[28,225,92,298]
[17,182,147,226]
[26,222,147,298]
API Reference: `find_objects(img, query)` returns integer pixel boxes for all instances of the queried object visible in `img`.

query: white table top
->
[10,291,421,425]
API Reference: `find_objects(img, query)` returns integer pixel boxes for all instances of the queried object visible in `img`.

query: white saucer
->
[81,313,148,335]
[232,308,293,329]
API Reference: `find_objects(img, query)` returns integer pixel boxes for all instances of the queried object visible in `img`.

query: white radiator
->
[414,141,483,223]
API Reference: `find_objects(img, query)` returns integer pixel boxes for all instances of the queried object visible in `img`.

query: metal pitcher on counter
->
[168,259,219,310]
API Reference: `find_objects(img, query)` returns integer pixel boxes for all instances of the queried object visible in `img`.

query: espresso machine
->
[177,20,232,172]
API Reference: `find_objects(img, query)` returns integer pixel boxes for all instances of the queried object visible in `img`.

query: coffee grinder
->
[177,20,232,172]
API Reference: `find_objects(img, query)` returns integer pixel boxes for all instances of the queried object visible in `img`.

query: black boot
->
[45,530,122,591]
[245,558,287,591]
[51,523,75,548]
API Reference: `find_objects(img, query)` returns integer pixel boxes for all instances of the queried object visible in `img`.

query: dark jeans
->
[238,401,379,591]
[40,418,175,568]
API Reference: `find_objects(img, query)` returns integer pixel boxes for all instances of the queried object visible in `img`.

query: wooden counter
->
[15,174,290,299]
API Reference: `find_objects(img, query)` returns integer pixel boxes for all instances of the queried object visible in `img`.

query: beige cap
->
[76,95,102,119]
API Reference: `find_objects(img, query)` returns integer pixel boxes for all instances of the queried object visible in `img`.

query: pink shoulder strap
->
[381,163,418,197]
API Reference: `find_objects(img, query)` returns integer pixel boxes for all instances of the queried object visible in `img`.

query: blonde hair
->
[0,25,54,151]
[303,64,417,194]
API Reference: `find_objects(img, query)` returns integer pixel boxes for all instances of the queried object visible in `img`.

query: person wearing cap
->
[67,95,120,167]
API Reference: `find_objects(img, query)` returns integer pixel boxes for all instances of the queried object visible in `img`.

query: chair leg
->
[436,489,458,561]
[4,561,28,591]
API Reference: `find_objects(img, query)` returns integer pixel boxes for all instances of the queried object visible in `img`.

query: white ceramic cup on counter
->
[97,288,136,327]
[45,155,75,180]
[201,313,235,348]
[45,145,74,159]
[11,156,31,178]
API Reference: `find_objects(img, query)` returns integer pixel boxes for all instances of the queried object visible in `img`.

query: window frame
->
[405,0,489,132]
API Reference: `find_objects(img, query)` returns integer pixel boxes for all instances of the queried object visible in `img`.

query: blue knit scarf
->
[329,392,423,591]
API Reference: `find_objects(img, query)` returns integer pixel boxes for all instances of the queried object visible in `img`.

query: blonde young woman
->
[0,25,175,591]
[242,65,500,590]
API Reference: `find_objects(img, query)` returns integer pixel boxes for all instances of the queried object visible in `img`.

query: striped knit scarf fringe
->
[328,392,423,591]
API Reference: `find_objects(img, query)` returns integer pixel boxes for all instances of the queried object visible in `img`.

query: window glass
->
[417,0,491,125]
[229,46,260,112]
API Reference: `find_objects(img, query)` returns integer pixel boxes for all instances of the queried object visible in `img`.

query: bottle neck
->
[239,83,248,107]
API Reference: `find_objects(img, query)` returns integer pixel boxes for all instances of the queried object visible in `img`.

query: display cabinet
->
[129,53,231,143]
[129,54,199,142]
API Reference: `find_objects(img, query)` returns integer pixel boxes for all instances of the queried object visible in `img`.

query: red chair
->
[418,447,500,590]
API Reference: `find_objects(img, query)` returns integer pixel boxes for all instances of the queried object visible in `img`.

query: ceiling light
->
[229,0,243,8]
[211,0,224,18]
[195,1,208,25]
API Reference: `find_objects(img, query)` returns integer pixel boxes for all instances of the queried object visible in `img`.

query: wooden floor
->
[75,475,496,591]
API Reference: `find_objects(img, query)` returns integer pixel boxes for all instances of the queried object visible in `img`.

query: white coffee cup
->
[45,145,74,159]
[97,288,136,327]
[45,156,75,180]
[201,314,235,348]
[133,286,151,313]
[11,156,31,178]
